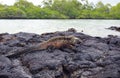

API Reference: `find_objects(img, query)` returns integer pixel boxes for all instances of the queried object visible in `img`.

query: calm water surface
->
[0,19,120,37]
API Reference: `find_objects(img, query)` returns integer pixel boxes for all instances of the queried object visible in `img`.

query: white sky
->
[0,0,120,6]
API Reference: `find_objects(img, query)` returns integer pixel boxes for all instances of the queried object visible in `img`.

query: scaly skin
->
[5,35,82,58]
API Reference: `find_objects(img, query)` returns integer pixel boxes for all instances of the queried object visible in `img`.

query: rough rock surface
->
[107,26,120,32]
[0,29,120,78]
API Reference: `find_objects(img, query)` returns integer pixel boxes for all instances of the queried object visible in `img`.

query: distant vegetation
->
[0,0,120,19]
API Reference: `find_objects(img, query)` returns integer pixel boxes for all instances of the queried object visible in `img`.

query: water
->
[0,19,120,37]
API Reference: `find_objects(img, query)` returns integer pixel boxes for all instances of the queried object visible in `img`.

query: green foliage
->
[43,0,82,18]
[37,8,68,19]
[0,0,120,19]
[26,7,67,19]
[14,0,34,11]
[110,3,120,19]
[93,2,111,18]
[0,6,26,18]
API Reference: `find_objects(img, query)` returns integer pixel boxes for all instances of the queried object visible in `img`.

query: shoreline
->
[0,18,120,20]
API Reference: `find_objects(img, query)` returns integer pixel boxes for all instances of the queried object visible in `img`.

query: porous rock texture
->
[0,29,120,78]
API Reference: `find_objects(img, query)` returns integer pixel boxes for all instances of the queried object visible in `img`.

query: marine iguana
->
[5,35,82,58]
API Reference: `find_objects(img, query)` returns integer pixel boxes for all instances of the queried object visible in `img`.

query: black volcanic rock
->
[0,29,120,78]
[107,26,120,32]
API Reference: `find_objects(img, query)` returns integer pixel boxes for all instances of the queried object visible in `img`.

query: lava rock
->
[0,29,120,78]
